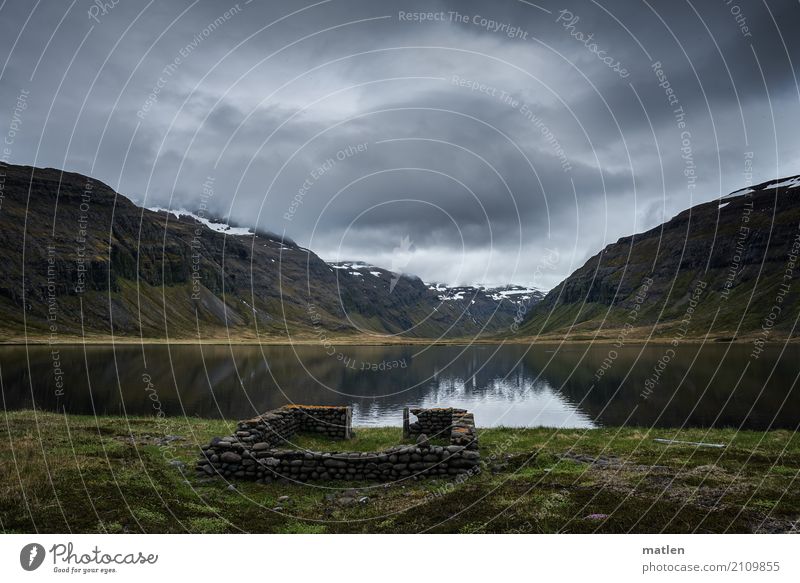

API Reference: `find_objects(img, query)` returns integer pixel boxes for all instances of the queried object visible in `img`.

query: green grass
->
[288,428,450,451]
[1,411,798,533]
[289,427,404,452]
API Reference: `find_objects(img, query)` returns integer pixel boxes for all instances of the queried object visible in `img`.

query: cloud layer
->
[1,0,798,288]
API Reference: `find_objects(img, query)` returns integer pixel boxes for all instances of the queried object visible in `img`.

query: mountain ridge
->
[517,174,800,341]
[0,163,538,340]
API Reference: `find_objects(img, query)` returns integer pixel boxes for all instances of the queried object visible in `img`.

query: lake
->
[1,343,797,429]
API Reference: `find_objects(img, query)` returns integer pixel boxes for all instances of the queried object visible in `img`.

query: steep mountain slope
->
[519,175,800,340]
[0,163,537,340]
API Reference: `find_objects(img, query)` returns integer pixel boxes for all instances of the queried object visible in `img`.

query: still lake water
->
[1,343,798,429]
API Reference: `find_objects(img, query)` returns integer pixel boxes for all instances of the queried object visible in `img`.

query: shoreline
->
[0,333,794,347]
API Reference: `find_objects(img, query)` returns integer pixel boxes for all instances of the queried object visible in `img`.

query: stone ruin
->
[403,407,477,448]
[196,405,479,483]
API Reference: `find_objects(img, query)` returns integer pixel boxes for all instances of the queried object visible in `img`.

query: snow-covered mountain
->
[327,261,545,329]
[329,263,543,304]
[427,283,544,305]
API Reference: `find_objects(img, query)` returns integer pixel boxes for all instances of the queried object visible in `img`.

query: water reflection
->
[1,342,797,429]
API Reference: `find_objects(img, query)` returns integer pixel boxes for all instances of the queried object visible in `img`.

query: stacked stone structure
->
[234,405,351,446]
[197,405,479,483]
[403,407,478,450]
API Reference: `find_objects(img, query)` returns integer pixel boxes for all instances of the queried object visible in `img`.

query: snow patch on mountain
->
[723,174,800,199]
[771,176,800,190]
[329,261,373,271]
[148,207,254,236]
[328,261,388,278]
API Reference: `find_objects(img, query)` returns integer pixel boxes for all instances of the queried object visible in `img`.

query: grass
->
[289,429,450,452]
[289,427,404,452]
[1,410,798,533]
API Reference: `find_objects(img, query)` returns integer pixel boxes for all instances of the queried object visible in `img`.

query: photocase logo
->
[20,543,46,571]
[389,235,415,293]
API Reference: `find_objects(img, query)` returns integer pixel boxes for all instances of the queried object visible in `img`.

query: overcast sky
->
[1,0,798,288]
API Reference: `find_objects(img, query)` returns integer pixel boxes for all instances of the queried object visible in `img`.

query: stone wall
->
[404,407,478,450]
[235,405,351,448]
[197,404,479,483]
[197,442,481,483]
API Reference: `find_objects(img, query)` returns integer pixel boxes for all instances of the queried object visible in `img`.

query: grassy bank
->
[3,326,800,345]
[1,411,798,533]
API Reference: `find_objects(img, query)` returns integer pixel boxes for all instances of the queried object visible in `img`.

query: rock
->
[169,459,186,470]
[277,495,291,503]
[221,451,242,464]
[226,484,237,492]
[323,459,347,468]
[416,433,430,448]
[357,496,369,504]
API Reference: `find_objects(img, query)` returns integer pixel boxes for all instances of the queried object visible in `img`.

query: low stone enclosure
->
[196,405,479,483]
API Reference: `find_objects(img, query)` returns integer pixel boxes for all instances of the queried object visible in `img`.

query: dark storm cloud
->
[1,0,798,288]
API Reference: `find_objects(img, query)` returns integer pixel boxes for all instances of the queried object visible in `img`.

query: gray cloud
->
[1,0,798,288]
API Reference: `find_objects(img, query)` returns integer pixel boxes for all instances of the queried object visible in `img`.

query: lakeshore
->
[1,329,797,346]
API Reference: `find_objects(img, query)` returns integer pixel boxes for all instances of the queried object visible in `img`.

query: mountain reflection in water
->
[1,343,797,429]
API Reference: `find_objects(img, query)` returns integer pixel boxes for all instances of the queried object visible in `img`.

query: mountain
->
[519,175,800,340]
[0,163,540,340]
[425,281,544,325]
[326,262,543,332]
